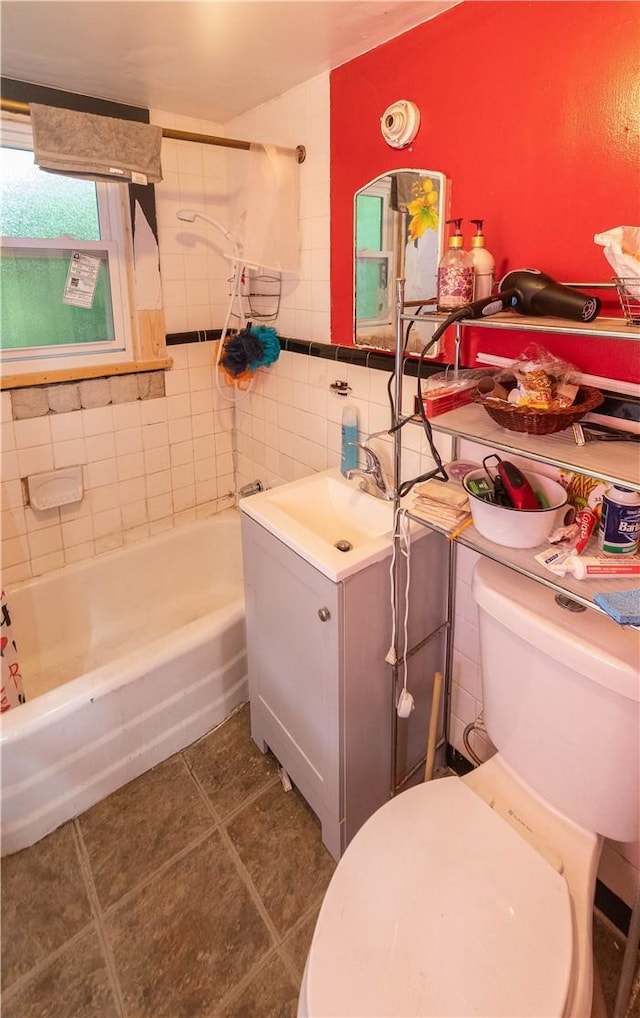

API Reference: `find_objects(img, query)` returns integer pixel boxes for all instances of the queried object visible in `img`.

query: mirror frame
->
[353,168,448,350]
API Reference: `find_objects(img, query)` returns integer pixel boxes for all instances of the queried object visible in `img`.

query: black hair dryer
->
[499,268,601,323]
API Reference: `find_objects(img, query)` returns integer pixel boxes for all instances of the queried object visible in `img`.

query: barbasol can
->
[598,485,640,554]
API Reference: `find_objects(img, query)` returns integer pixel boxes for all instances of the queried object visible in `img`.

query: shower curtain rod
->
[0,97,306,163]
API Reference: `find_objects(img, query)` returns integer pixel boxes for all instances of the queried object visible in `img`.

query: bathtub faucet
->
[238,480,264,498]
[346,443,394,500]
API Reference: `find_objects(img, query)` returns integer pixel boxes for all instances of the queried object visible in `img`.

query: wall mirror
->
[354,169,448,351]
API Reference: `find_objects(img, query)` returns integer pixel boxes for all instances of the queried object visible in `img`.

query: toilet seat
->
[301,777,573,1018]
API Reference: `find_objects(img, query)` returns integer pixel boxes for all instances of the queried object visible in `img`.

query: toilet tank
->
[472,559,639,842]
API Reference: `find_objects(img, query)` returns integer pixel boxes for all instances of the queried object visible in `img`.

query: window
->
[0,118,133,375]
[355,183,393,327]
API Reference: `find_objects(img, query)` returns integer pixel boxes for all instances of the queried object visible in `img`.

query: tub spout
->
[239,480,264,498]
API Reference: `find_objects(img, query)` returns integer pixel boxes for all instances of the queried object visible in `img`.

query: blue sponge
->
[593,589,640,626]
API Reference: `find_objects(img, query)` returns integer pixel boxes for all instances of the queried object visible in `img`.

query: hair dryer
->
[499,268,600,323]
[451,268,601,323]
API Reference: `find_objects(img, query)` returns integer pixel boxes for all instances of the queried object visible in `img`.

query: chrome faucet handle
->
[348,441,378,471]
[363,429,392,443]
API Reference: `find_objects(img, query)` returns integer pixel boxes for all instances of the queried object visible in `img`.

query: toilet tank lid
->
[306,778,573,1018]
[472,558,639,702]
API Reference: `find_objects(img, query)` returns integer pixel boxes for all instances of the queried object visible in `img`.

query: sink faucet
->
[345,442,394,500]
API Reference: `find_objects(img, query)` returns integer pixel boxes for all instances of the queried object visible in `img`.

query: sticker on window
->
[63,250,101,308]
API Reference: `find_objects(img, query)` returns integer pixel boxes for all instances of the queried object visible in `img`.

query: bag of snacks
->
[497,343,580,410]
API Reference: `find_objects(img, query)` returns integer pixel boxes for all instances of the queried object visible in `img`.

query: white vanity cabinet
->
[241,514,447,860]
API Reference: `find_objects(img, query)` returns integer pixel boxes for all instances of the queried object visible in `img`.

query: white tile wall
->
[1,342,234,585]
[152,71,331,344]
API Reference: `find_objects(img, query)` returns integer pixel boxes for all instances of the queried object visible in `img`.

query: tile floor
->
[1,703,638,1018]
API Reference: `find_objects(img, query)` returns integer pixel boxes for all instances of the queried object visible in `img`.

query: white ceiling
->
[1,1,458,123]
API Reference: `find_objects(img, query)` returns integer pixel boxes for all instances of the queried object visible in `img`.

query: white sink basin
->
[239,468,396,581]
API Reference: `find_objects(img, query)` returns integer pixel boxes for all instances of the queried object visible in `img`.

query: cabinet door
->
[241,517,343,829]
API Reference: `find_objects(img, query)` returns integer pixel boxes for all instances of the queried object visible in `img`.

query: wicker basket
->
[475,385,604,435]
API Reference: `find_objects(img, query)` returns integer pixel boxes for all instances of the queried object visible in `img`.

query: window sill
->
[1,358,173,390]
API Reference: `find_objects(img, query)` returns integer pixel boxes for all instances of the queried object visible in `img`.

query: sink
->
[239,468,396,580]
[270,472,393,544]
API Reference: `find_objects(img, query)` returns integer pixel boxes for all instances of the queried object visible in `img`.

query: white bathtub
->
[1,510,247,856]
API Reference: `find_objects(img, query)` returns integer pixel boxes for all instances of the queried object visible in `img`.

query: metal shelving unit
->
[389,280,640,791]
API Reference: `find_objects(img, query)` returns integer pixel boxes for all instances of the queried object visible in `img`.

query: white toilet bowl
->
[298,764,599,1018]
[299,560,638,1018]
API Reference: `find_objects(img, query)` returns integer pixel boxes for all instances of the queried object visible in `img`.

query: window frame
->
[0,115,136,377]
[355,179,395,328]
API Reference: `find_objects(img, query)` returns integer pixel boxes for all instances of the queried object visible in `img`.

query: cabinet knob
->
[318,607,331,622]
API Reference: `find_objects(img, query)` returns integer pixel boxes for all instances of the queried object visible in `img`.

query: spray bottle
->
[437,219,473,311]
[469,219,495,301]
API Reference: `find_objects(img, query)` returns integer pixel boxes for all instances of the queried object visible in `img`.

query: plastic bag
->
[496,343,580,410]
[422,367,497,394]
[594,226,640,288]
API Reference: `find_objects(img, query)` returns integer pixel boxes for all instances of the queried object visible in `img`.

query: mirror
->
[354,169,447,351]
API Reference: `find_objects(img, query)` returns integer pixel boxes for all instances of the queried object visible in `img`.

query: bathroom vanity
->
[241,481,447,861]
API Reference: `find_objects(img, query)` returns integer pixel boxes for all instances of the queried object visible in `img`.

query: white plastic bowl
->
[463,468,570,548]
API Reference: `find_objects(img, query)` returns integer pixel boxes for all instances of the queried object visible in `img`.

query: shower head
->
[176,208,233,244]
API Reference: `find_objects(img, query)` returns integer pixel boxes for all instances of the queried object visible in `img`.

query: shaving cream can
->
[598,485,640,554]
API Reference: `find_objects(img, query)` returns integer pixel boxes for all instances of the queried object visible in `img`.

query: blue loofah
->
[250,325,280,368]
[593,588,640,626]
[219,323,280,379]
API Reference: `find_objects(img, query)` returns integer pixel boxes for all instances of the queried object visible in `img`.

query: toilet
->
[298,559,639,1018]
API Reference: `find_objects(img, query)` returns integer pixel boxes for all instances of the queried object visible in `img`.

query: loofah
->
[219,324,280,381]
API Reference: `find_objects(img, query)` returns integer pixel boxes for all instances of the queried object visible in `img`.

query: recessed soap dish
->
[27,466,83,510]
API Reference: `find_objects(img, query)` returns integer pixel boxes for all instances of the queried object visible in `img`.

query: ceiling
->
[1,1,458,124]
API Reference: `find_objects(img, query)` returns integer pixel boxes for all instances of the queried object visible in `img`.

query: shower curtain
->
[1,590,25,711]
[227,143,300,273]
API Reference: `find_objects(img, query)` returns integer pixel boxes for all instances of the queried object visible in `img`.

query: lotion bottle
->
[437,219,473,311]
[469,219,495,301]
[341,405,359,475]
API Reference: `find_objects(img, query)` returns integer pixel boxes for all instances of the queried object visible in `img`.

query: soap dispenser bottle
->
[437,218,473,311]
[340,404,359,475]
[469,219,495,301]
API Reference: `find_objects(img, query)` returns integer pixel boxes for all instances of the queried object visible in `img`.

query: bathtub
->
[1,510,247,856]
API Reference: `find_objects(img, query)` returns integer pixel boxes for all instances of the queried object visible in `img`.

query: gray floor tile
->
[2,705,637,1018]
[226,782,335,939]
[220,955,298,1018]
[78,753,215,910]
[282,908,320,980]
[184,704,279,819]
[104,830,272,1017]
[1,824,93,990]
[1,927,118,1018]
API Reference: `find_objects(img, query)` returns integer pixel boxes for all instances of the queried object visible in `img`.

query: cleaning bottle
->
[341,405,359,475]
[469,219,495,301]
[437,219,473,311]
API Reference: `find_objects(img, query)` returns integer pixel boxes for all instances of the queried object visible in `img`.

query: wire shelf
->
[613,276,640,325]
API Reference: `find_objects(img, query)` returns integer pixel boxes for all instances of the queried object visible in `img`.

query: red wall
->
[330,1,640,383]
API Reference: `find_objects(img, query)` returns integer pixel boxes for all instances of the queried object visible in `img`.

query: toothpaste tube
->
[547,508,596,552]
[573,509,597,554]
[536,548,640,579]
